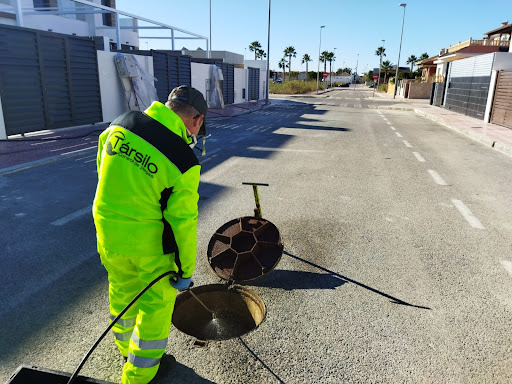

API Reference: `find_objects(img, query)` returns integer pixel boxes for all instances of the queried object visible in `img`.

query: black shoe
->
[149,354,176,383]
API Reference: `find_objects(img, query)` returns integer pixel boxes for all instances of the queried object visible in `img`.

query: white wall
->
[23,14,89,35]
[97,51,153,122]
[234,67,246,104]
[492,52,512,70]
[244,60,268,71]
[191,62,209,100]
[260,70,267,100]
[0,96,6,140]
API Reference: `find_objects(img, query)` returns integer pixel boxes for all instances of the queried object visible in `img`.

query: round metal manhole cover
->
[172,284,265,341]
[207,217,284,282]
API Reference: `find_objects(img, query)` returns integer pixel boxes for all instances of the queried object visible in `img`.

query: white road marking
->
[51,205,92,226]
[395,132,403,137]
[403,140,412,147]
[386,121,391,125]
[199,158,212,164]
[413,152,426,162]
[451,199,485,230]
[75,154,97,161]
[428,170,447,185]
[50,143,91,152]
[31,140,57,146]
[60,146,97,156]
[501,260,512,277]
[84,158,96,163]
[390,126,396,130]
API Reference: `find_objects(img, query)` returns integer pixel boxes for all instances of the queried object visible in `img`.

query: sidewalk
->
[0,101,270,174]
[371,91,512,158]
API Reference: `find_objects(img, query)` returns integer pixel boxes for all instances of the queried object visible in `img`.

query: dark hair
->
[165,99,199,118]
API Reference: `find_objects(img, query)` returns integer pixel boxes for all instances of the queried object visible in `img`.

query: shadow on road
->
[283,250,431,310]
[153,361,216,384]
[249,269,347,291]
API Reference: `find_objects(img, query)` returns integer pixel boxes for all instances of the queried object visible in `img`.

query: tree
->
[302,54,312,79]
[381,60,392,83]
[420,52,429,61]
[249,41,262,60]
[375,46,386,83]
[326,51,335,86]
[406,55,418,72]
[320,50,330,73]
[337,67,352,75]
[284,46,297,81]
[256,49,266,59]
[278,57,287,80]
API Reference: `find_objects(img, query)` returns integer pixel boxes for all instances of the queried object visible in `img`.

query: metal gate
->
[152,52,191,102]
[0,24,102,136]
[220,63,234,105]
[248,67,260,101]
[491,71,512,129]
[444,54,493,120]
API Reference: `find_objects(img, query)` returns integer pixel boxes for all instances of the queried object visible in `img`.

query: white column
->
[0,95,7,140]
[484,70,498,123]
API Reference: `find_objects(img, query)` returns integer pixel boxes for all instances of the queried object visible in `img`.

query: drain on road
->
[172,183,284,342]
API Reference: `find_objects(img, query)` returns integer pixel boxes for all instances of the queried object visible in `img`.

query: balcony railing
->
[448,38,510,53]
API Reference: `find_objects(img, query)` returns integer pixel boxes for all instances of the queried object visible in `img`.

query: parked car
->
[275,78,283,84]
[339,83,350,87]
[368,83,376,88]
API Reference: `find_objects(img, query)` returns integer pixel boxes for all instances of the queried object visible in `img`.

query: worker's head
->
[166,86,207,138]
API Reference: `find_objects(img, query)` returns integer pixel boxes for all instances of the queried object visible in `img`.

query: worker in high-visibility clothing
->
[92,85,207,384]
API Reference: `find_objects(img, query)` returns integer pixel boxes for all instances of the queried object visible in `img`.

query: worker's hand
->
[169,276,192,291]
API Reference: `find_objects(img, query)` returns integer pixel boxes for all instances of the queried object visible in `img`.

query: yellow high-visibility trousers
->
[99,245,178,384]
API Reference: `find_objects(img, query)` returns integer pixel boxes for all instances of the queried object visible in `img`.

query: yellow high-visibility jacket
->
[92,101,200,278]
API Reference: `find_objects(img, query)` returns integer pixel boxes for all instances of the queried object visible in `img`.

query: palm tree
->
[375,46,386,83]
[283,46,297,81]
[320,50,330,73]
[327,51,335,86]
[420,52,429,61]
[381,60,391,83]
[278,57,287,80]
[249,41,262,60]
[406,55,418,72]
[256,48,266,60]
[302,53,312,80]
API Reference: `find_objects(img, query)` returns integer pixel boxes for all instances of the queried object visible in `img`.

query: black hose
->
[67,270,176,384]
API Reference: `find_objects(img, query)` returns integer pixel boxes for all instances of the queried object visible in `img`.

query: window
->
[33,0,58,9]
[101,0,115,26]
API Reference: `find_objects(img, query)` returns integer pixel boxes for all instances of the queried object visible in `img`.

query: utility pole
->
[316,26,325,94]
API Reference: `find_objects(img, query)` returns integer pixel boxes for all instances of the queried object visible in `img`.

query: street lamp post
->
[331,47,336,88]
[265,0,271,105]
[316,25,325,94]
[209,0,211,58]
[393,3,407,99]
[354,53,359,90]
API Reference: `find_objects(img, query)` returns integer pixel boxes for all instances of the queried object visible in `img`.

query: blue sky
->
[117,0,511,74]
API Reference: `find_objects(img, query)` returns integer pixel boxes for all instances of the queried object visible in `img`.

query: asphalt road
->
[1,88,512,383]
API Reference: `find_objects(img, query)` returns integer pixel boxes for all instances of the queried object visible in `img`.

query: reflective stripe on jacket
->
[92,101,200,278]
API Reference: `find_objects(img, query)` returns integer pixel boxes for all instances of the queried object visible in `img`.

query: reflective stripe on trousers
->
[111,314,137,328]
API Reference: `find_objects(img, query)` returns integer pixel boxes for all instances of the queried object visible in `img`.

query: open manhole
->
[172,284,265,340]
[172,216,283,341]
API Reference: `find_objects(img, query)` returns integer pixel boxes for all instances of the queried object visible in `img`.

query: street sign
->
[323,72,328,78]
[373,74,378,80]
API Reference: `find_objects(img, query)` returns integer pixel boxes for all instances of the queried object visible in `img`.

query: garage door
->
[491,71,512,129]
